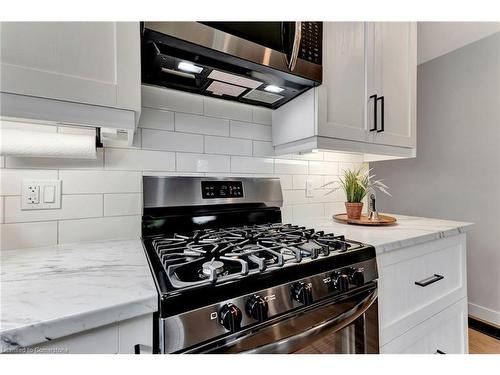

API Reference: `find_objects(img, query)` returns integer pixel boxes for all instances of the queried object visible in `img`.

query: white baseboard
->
[468,302,500,326]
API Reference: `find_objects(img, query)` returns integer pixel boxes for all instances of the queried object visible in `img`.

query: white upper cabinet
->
[0,22,141,143]
[0,22,140,112]
[369,22,416,148]
[317,22,367,142]
[272,22,416,159]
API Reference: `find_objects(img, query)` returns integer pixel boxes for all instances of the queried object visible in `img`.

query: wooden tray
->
[333,213,397,226]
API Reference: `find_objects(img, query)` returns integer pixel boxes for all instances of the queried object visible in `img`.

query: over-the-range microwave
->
[141,22,322,109]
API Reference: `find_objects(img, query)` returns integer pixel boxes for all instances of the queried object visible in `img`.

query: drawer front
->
[381,297,468,354]
[378,234,467,345]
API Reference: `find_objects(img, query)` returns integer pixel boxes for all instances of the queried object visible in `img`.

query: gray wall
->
[372,33,500,325]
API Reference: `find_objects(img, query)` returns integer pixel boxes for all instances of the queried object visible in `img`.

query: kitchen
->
[0,0,499,371]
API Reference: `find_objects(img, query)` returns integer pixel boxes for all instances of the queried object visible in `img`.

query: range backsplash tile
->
[0,88,365,249]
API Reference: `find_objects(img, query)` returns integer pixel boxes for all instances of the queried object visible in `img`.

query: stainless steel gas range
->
[141,176,379,354]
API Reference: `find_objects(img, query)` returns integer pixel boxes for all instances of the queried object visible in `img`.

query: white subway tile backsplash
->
[60,170,141,194]
[282,190,308,205]
[292,175,324,190]
[143,171,205,177]
[205,136,252,156]
[324,202,346,216]
[339,162,365,173]
[274,159,308,175]
[0,169,58,196]
[274,174,293,190]
[309,161,339,175]
[204,97,253,122]
[5,149,104,169]
[1,221,58,250]
[231,156,274,174]
[4,194,102,223]
[230,121,272,141]
[1,89,360,246]
[323,151,364,163]
[105,148,175,171]
[252,141,275,157]
[308,189,338,204]
[104,193,142,217]
[292,204,325,219]
[177,153,230,173]
[139,107,175,131]
[175,113,229,136]
[142,129,203,153]
[252,107,272,125]
[141,85,203,114]
[58,215,140,244]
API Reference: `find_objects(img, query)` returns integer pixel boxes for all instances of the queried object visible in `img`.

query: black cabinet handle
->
[435,349,446,354]
[376,96,385,133]
[369,94,377,131]
[415,274,444,287]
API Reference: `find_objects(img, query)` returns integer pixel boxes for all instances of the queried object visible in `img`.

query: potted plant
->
[324,166,390,220]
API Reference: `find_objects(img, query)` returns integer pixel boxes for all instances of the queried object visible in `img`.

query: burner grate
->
[150,223,361,289]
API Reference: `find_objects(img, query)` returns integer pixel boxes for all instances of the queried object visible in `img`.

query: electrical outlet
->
[22,180,62,210]
[26,184,40,204]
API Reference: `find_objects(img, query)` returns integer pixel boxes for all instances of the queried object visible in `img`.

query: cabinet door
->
[381,298,468,354]
[0,22,140,112]
[317,22,368,142]
[370,22,416,148]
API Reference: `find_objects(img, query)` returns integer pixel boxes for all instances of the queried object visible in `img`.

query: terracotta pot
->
[345,202,363,220]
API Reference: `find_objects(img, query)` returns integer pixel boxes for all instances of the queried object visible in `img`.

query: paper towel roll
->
[0,128,97,159]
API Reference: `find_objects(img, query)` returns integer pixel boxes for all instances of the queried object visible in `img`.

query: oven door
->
[192,284,378,354]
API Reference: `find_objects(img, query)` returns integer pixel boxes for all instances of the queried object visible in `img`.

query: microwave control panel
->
[299,22,322,65]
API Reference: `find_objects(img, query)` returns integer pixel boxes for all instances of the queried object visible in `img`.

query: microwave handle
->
[282,22,302,71]
[288,21,302,71]
[241,288,377,354]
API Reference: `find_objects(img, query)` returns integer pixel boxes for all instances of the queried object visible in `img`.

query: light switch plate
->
[22,179,62,210]
[306,179,314,198]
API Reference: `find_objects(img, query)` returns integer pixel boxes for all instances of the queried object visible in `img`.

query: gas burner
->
[201,260,225,277]
[150,223,364,290]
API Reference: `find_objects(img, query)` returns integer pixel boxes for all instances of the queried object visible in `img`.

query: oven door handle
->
[241,288,377,354]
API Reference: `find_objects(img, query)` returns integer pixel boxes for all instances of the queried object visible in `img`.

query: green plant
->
[323,165,390,203]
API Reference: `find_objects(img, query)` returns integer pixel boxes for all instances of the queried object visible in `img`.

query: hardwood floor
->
[469,328,500,354]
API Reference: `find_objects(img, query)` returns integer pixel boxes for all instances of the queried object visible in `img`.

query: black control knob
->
[219,303,242,332]
[291,281,313,305]
[332,272,350,293]
[246,294,269,322]
[349,267,365,287]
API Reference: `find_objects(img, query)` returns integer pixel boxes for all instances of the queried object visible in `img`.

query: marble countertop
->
[0,239,157,352]
[0,214,472,352]
[292,214,473,253]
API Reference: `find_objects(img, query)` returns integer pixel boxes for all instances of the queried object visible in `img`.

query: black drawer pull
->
[435,349,446,354]
[415,274,444,287]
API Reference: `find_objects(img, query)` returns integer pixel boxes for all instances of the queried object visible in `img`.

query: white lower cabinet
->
[377,234,468,354]
[28,314,153,354]
[381,298,468,354]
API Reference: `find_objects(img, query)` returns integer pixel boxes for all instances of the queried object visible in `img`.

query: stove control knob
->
[332,272,350,293]
[246,295,269,322]
[219,303,242,332]
[349,267,365,287]
[291,281,313,306]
